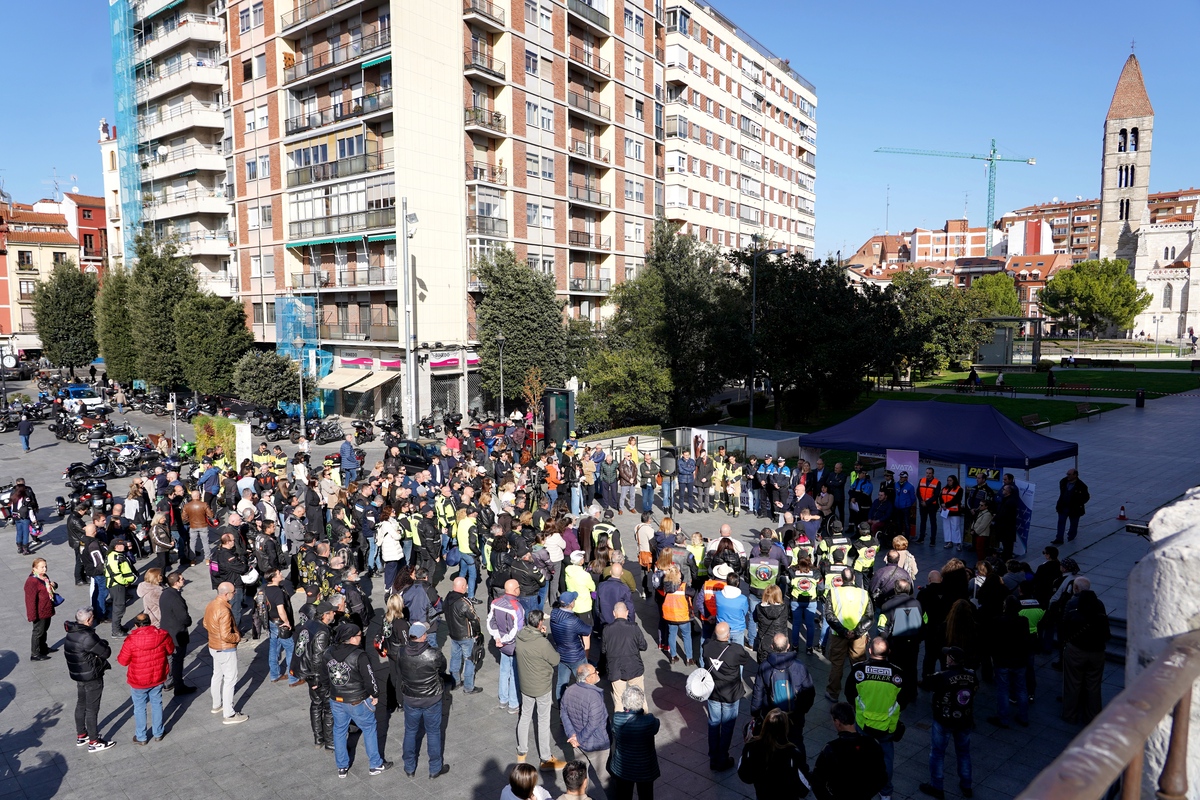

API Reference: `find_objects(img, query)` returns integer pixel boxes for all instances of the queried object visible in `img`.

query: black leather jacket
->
[396,639,446,699]
[294,618,333,681]
[64,621,111,682]
[320,642,378,703]
[66,511,87,549]
[444,590,482,641]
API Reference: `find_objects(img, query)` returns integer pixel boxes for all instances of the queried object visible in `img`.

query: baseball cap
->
[336,622,361,643]
[559,591,579,606]
[314,601,337,616]
[603,509,615,520]
[410,621,429,638]
[942,646,966,662]
[570,550,586,564]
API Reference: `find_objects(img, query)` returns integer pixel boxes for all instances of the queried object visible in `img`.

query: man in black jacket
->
[295,600,339,749]
[67,503,89,585]
[82,524,109,623]
[877,579,924,707]
[702,622,755,771]
[158,572,196,695]
[396,621,449,779]
[63,608,115,751]
[750,633,815,752]
[444,577,483,694]
[811,702,888,800]
[1051,468,1090,545]
[319,623,391,778]
[601,602,647,711]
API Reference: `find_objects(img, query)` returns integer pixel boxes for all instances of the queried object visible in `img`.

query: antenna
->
[964,192,969,219]
[885,184,890,234]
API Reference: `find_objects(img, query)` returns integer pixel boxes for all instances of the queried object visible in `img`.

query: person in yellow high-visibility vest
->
[823,567,872,702]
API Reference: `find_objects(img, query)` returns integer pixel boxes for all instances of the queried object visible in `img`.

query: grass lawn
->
[919,369,1200,397]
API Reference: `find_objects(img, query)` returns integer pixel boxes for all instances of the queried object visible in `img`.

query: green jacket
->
[105,551,136,588]
[514,626,560,698]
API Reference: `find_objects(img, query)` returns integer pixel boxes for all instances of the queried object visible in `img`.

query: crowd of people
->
[19,428,1111,799]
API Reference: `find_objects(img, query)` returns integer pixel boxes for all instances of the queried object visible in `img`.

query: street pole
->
[401,197,417,440]
[749,248,760,430]
[1154,315,1161,357]
[496,331,506,421]
[293,337,306,439]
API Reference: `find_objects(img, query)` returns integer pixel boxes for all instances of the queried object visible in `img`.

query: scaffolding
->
[110,0,143,262]
[277,295,332,417]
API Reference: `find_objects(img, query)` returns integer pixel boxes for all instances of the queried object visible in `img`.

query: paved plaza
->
[0,389,1192,800]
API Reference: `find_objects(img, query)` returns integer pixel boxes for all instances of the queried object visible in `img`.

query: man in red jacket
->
[117,613,175,744]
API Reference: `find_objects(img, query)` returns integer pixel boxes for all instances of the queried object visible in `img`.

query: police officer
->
[756,455,774,519]
[845,637,906,800]
[769,457,792,523]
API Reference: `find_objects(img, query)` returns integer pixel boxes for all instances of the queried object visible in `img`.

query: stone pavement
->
[0,389,1191,800]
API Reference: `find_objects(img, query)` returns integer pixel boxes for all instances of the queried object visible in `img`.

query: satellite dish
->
[72,186,80,193]
[1051,197,1059,203]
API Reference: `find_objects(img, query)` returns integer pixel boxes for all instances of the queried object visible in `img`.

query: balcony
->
[18,321,37,332]
[287,150,394,188]
[135,58,224,103]
[465,161,508,185]
[665,116,688,138]
[320,322,396,342]
[464,105,507,135]
[568,184,611,208]
[568,230,611,251]
[285,89,393,135]
[567,91,611,121]
[739,157,762,172]
[338,267,397,287]
[569,277,611,293]
[466,216,508,237]
[568,138,611,165]
[289,207,396,239]
[467,271,486,292]
[281,0,358,31]
[291,272,331,289]
[567,0,609,32]
[175,230,234,256]
[143,186,230,219]
[285,27,391,85]
[135,14,225,62]
[464,49,506,83]
[82,247,107,260]
[199,274,239,296]
[141,145,226,181]
[655,165,664,179]
[463,0,505,31]
[108,205,121,221]
[568,43,611,77]
[139,101,223,141]
[797,207,814,218]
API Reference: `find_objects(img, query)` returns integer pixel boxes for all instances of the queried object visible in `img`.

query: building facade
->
[100,122,126,270]
[1098,54,1154,261]
[2,204,79,352]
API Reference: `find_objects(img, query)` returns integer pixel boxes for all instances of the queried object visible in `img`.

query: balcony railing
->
[338,267,397,287]
[141,145,223,169]
[464,106,507,134]
[108,205,121,221]
[142,100,222,129]
[567,0,610,30]
[568,184,611,207]
[135,13,223,55]
[568,91,611,120]
[568,230,611,250]
[465,161,508,185]
[466,216,508,237]
[464,49,506,79]
[18,292,35,302]
[289,206,396,239]
[1015,628,1200,800]
[285,89,393,135]
[83,247,107,259]
[281,0,357,30]
[18,322,37,332]
[568,138,611,163]
[285,27,391,84]
[291,272,331,289]
[135,58,223,97]
[464,0,505,25]
[569,277,611,293]
[569,43,611,76]
[319,322,396,342]
[143,186,229,208]
[287,150,393,188]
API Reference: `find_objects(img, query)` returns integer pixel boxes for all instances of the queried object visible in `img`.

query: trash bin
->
[1135,388,1146,408]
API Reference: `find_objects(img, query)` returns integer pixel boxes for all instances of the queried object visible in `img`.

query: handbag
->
[685,644,729,702]
[52,593,65,607]
[470,634,486,670]
[445,542,461,568]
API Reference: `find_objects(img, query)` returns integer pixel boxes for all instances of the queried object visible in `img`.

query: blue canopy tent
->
[797,400,1078,472]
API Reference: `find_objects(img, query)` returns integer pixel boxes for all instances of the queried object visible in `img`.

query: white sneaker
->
[211,706,223,714]
[223,712,249,725]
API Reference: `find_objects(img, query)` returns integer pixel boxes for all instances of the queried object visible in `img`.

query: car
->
[62,384,105,409]
[387,439,439,475]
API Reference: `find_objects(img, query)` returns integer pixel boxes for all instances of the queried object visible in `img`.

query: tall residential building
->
[661,0,816,255]
[1098,54,1153,260]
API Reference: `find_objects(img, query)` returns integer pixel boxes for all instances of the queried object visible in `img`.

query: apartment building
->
[2,203,79,351]
[100,122,126,270]
[908,218,988,261]
[660,0,816,255]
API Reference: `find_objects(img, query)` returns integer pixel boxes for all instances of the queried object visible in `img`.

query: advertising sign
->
[1013,479,1036,556]
[886,449,920,480]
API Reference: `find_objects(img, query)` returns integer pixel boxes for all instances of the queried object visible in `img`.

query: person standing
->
[158,572,196,694]
[340,434,361,484]
[25,557,58,661]
[396,621,448,779]
[487,579,526,714]
[916,468,941,545]
[1051,469,1090,545]
[549,592,592,701]
[117,613,174,744]
[920,646,978,800]
[322,622,392,777]
[262,569,298,685]
[560,663,611,790]
[693,451,714,514]
[845,637,906,800]
[702,621,755,771]
[608,684,660,800]
[1060,590,1110,724]
[891,471,917,543]
[616,453,637,514]
[738,708,810,800]
[987,596,1031,730]
[604,602,648,712]
[599,452,620,512]
[810,702,888,800]
[64,607,116,752]
[822,568,872,702]
[514,609,566,771]
[104,538,137,639]
[17,414,34,452]
[750,633,815,750]
[203,582,248,724]
[939,476,965,551]
[295,601,339,747]
[676,449,696,513]
[445,577,484,694]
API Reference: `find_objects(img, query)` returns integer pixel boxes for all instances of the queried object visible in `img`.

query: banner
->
[886,449,920,480]
[689,428,709,460]
[234,421,252,469]
[967,466,1004,494]
[1013,479,1036,556]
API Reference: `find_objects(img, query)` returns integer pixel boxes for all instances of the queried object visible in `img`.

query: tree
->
[1039,258,1151,333]
[32,260,98,368]
[564,317,599,379]
[887,270,990,375]
[232,350,313,407]
[95,268,137,384]
[130,235,198,388]
[576,349,673,427]
[474,248,567,397]
[968,271,1021,317]
[174,294,255,394]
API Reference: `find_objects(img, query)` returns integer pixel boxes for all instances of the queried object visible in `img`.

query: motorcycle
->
[55,478,113,518]
[313,418,344,446]
[442,411,464,439]
[63,451,123,481]
[417,414,440,440]
[376,413,408,447]
[351,419,376,445]
[0,411,20,433]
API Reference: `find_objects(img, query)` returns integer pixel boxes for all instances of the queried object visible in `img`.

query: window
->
[247,206,260,229]
[539,103,553,130]
[252,1,264,27]
[624,136,643,161]
[526,150,540,177]
[1165,247,1170,260]
[527,201,539,226]
[254,54,266,78]
[1163,283,1173,309]
[17,251,32,266]
[635,99,644,121]
[246,159,257,180]
[1130,127,1139,152]
[242,59,252,82]
[337,134,364,158]
[526,100,539,133]
[239,7,250,32]
[1118,128,1127,152]
[19,280,36,299]
[251,303,275,324]
[250,255,261,277]
[541,155,554,180]
[525,0,537,30]
[82,209,93,220]
[53,252,68,264]
[539,5,551,30]
[541,204,553,228]
[625,178,634,200]
[259,154,270,178]
[525,47,539,77]
[258,105,269,130]
[1171,246,1177,259]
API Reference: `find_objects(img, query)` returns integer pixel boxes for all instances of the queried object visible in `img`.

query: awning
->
[367,233,396,243]
[317,367,371,390]
[344,370,401,393]
[286,234,366,249]
[362,54,392,69]
[145,0,186,19]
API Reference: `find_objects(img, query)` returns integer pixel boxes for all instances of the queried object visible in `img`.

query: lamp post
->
[748,245,787,429]
[1153,314,1163,357]
[293,336,306,438]
[496,330,506,421]
[401,199,419,439]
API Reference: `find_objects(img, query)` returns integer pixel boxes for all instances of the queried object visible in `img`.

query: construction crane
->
[875,139,1036,256]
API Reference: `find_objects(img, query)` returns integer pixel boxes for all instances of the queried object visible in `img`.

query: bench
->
[1060,356,1093,367]
[1076,402,1102,421]
[1021,413,1052,431]
[883,377,913,391]
[1060,384,1091,398]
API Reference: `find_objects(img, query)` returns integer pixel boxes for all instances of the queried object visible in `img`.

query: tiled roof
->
[9,209,70,226]
[5,230,78,246]
[65,192,105,207]
[1107,54,1154,119]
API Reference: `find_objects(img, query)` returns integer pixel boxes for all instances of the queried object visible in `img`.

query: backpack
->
[890,605,923,638]
[686,642,730,702]
[771,666,794,712]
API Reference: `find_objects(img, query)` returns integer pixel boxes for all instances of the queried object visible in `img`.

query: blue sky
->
[1,1,1197,257]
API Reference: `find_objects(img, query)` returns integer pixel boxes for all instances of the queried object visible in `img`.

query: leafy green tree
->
[576,349,672,427]
[130,235,198,388]
[1039,258,1151,333]
[232,350,314,406]
[887,270,990,375]
[474,248,567,396]
[94,268,137,384]
[564,317,598,379]
[174,294,255,394]
[32,260,98,368]
[968,271,1021,317]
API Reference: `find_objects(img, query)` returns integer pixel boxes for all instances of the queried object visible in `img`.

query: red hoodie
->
[117,625,175,689]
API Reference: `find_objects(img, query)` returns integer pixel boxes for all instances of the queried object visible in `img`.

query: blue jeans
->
[498,653,519,709]
[746,594,761,647]
[790,599,817,650]
[15,520,30,548]
[518,594,540,616]
[641,484,655,512]
[929,719,972,791]
[449,638,477,691]
[402,702,444,777]
[457,554,478,599]
[749,487,760,514]
[877,733,895,796]
[570,486,582,515]
[661,478,674,512]
[130,684,164,741]
[994,666,1029,725]
[1056,513,1080,542]
[728,629,746,646]
[19,434,30,451]
[678,481,695,511]
[366,537,380,572]
[697,622,714,667]
[706,700,739,766]
[555,658,587,701]
[667,623,693,661]
[331,698,383,770]
[547,489,558,508]
[268,622,297,683]
[402,539,413,565]
[344,468,359,484]
[91,576,109,621]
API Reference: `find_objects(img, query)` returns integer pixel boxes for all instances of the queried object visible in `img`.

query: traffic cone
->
[1117,505,1127,521]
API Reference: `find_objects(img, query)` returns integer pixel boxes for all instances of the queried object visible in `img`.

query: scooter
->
[351,419,375,445]
[417,414,441,440]
[313,418,344,445]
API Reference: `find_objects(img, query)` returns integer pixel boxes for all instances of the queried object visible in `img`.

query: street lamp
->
[748,245,787,429]
[496,330,506,421]
[1153,314,1163,357]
